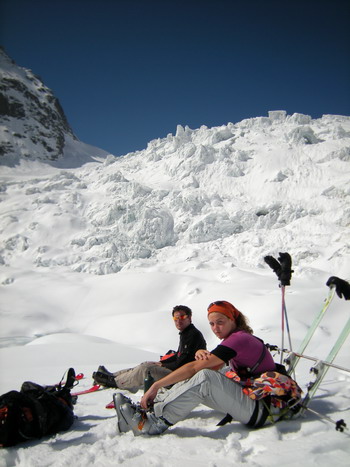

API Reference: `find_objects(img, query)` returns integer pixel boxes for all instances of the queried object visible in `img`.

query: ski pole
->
[280,286,285,364]
[268,347,350,373]
[264,252,294,365]
[297,405,347,433]
[282,285,293,359]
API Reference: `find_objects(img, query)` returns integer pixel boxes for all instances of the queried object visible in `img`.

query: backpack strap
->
[246,397,271,428]
[237,338,267,378]
[247,340,267,375]
[217,397,271,428]
[216,413,233,426]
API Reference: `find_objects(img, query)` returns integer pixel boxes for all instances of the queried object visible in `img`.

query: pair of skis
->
[284,280,349,402]
[298,309,350,418]
[281,281,349,431]
[265,254,349,431]
[285,285,336,374]
[287,283,349,432]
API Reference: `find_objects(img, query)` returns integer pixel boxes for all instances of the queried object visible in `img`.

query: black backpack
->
[0,376,75,447]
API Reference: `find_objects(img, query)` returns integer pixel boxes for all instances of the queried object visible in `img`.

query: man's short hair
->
[172,305,192,317]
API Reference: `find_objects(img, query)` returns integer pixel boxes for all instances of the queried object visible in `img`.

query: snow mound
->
[26,333,117,345]
[1,113,349,278]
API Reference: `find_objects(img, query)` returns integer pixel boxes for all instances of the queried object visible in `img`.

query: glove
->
[264,253,293,286]
[278,252,294,286]
[278,252,292,271]
[264,256,281,275]
[326,276,350,300]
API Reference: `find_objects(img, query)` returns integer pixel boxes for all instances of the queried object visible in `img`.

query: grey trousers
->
[113,362,172,393]
[153,369,266,426]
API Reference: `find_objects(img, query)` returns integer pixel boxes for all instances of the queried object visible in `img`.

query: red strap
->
[160,352,176,361]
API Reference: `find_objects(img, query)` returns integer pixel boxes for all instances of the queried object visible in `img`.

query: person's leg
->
[114,362,172,392]
[154,369,264,426]
[115,369,266,436]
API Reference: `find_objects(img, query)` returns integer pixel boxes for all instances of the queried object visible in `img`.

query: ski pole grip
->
[264,253,293,286]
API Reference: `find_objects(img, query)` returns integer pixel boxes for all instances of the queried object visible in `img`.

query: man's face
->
[173,310,191,331]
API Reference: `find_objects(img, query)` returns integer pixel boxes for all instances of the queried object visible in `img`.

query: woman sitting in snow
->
[114,300,301,436]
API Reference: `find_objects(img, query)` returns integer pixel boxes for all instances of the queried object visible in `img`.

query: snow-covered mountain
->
[0,91,349,277]
[0,48,108,167]
[0,47,77,163]
[1,52,350,466]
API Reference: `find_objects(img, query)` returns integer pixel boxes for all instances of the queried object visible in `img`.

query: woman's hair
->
[207,300,253,334]
[235,311,253,334]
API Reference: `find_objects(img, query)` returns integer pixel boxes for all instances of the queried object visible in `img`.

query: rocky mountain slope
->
[0,47,80,164]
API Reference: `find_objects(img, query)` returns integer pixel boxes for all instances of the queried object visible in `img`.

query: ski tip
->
[105,401,115,409]
[72,384,101,396]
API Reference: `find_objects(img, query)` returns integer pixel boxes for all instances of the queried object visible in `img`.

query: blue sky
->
[1,0,349,156]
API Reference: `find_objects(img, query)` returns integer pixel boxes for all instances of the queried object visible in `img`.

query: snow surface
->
[0,113,350,466]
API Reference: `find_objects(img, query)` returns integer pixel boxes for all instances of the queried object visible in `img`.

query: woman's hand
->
[140,383,159,409]
[195,349,211,360]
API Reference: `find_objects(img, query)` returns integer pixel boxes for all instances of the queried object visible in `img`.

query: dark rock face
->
[0,47,76,163]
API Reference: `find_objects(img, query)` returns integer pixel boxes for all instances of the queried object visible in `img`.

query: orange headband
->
[207,301,240,320]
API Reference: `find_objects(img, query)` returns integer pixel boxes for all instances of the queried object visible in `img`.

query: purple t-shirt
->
[211,330,275,376]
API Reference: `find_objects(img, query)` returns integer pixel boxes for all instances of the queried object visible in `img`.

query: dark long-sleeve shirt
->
[161,323,207,371]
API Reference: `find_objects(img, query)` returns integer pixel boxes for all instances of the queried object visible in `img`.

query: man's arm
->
[140,353,224,409]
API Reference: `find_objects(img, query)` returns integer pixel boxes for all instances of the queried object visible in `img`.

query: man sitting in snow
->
[92,305,207,393]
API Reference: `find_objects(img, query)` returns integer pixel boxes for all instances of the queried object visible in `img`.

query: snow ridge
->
[1,111,349,277]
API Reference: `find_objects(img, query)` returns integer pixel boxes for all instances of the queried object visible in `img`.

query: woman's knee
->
[191,368,217,384]
[138,362,157,373]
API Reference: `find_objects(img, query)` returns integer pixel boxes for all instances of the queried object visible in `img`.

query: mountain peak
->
[0,48,76,164]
